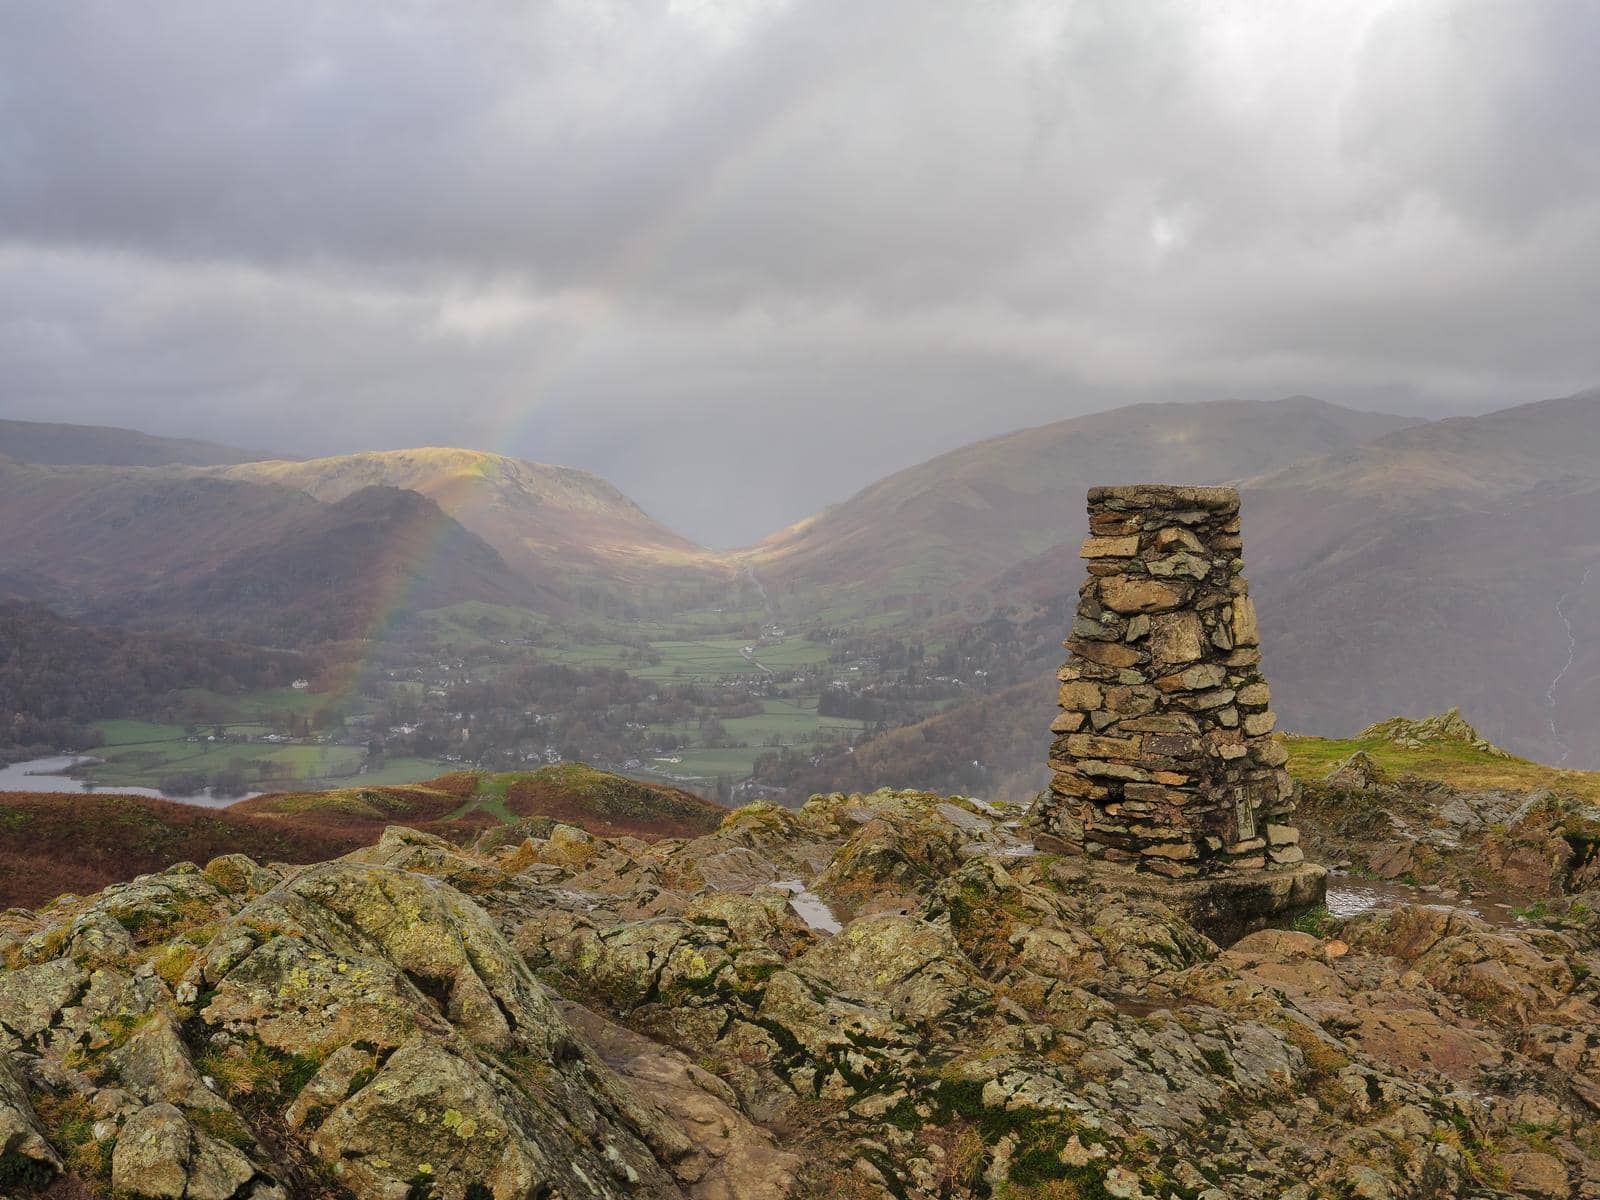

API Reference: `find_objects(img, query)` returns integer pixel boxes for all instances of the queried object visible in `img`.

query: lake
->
[0,755,257,809]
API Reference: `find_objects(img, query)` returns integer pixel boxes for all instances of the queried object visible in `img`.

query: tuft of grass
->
[1290,904,1334,937]
[187,1107,255,1151]
[31,1090,112,1191]
[195,1041,323,1113]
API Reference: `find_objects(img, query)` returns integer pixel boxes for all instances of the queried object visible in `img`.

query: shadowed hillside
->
[97,484,544,644]
[0,444,739,637]
[0,460,325,608]
[0,462,535,645]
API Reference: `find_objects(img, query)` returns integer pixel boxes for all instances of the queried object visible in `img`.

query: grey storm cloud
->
[2,0,1599,542]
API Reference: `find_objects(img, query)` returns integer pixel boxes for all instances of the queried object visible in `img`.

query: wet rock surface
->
[1299,747,1600,899]
[1,789,1598,1198]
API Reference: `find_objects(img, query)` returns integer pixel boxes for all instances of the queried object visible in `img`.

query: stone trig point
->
[1035,484,1325,939]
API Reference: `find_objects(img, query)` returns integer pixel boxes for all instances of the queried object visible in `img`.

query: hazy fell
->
[0,416,280,468]
[1243,386,1600,765]
[0,460,529,643]
[741,396,1418,617]
[221,448,732,609]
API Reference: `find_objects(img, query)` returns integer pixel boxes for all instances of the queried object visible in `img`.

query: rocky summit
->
[1355,709,1514,759]
[3,784,1600,1199]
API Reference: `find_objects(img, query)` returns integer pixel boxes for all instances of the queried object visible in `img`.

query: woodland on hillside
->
[0,603,308,761]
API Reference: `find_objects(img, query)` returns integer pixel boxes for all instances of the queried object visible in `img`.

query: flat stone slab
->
[1088,483,1240,510]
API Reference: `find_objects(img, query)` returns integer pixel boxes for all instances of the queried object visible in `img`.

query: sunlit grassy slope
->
[1285,733,1600,806]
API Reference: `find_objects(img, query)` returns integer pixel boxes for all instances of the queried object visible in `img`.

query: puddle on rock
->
[1325,874,1528,929]
[1102,992,1189,1019]
[772,879,844,934]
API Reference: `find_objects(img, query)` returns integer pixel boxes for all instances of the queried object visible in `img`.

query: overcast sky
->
[2,1,1599,543]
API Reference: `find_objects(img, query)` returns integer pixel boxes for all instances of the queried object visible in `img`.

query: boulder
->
[0,1052,61,1186]
[0,958,86,1047]
[111,1103,278,1200]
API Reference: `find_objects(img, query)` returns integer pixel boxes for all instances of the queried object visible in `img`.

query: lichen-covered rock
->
[284,1041,377,1131]
[1342,904,1577,1023]
[1298,749,1600,899]
[190,862,685,1199]
[109,1011,230,1110]
[796,914,986,1028]
[0,958,85,1049]
[1321,749,1390,789]
[111,1102,195,1198]
[311,1035,638,1199]
[1358,707,1513,757]
[203,853,282,898]
[6,784,1600,1200]
[1219,928,1506,1078]
[111,1101,282,1200]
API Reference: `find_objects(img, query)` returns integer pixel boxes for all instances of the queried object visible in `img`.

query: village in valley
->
[41,588,1060,804]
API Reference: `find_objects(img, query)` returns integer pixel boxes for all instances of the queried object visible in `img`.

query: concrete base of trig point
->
[1033,482,1326,942]
[1042,850,1328,945]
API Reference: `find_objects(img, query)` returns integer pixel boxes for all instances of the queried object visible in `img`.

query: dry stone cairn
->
[1043,484,1303,878]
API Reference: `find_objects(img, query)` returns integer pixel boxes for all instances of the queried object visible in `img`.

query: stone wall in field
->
[1039,484,1303,877]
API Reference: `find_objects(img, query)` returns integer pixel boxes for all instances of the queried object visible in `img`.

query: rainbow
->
[301,13,850,741]
[306,504,468,727]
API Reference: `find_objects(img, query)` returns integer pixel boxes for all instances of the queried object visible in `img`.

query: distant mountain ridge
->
[739,396,1420,617]
[219,447,733,608]
[0,396,1427,643]
[1241,386,1600,764]
[0,397,1429,620]
[0,443,730,635]
[0,416,284,467]
[16,388,1600,766]
[0,461,531,643]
